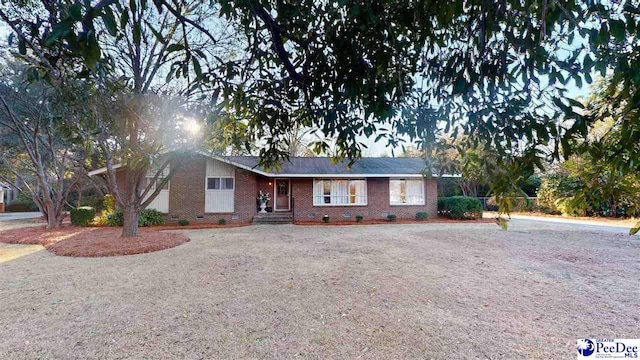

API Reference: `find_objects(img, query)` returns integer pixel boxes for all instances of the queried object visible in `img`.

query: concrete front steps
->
[252,212,294,225]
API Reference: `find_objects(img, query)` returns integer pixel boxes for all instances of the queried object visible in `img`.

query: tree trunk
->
[121,205,140,237]
[44,203,60,230]
[610,197,617,218]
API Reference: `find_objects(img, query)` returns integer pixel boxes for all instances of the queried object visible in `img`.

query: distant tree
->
[0,70,85,229]
[538,118,640,218]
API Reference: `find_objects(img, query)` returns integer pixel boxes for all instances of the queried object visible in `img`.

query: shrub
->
[102,194,116,215]
[78,195,101,210]
[438,196,483,220]
[415,212,429,220]
[106,209,165,227]
[4,199,39,212]
[355,215,363,222]
[386,214,397,222]
[218,218,226,225]
[178,219,190,226]
[70,206,96,226]
[138,209,165,227]
[322,215,330,223]
[106,209,124,226]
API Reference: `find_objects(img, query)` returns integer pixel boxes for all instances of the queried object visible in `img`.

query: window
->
[313,179,367,206]
[207,177,234,190]
[390,179,424,205]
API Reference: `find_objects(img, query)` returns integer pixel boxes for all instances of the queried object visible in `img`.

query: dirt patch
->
[0,226,189,257]
[294,217,496,226]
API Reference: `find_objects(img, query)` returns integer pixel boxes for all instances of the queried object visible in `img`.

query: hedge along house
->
[88,153,454,224]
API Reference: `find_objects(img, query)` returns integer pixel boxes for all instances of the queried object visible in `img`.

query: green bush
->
[355,215,363,222]
[106,209,165,227]
[5,199,39,212]
[438,196,483,220]
[218,218,226,225]
[78,195,101,210]
[139,209,165,227]
[70,206,96,226]
[386,214,397,222]
[178,219,190,226]
[322,215,330,223]
[106,209,124,226]
[415,212,429,220]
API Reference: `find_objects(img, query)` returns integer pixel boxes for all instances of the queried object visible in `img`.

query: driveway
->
[0,222,638,359]
[505,214,637,234]
[0,212,42,222]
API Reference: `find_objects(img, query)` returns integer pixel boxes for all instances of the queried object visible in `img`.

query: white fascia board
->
[88,163,122,176]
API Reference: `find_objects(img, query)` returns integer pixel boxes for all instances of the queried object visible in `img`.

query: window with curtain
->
[314,179,367,205]
[390,179,424,205]
[207,177,234,190]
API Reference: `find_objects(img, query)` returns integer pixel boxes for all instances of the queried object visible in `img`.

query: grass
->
[0,221,638,358]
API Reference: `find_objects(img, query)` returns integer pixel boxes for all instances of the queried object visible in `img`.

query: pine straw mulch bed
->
[294,217,498,226]
[0,225,191,257]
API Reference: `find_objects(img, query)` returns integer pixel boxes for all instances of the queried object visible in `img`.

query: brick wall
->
[165,156,260,223]
[0,203,4,213]
[291,178,438,221]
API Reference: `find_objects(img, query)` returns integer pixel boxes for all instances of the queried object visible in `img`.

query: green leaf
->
[610,19,625,43]
[167,43,184,52]
[192,57,202,78]
[120,10,129,29]
[145,21,165,43]
[101,8,118,36]
[68,2,83,21]
[132,22,141,44]
[26,67,40,82]
[18,36,26,55]
[497,217,508,230]
[166,65,176,82]
[631,222,640,235]
[44,18,74,46]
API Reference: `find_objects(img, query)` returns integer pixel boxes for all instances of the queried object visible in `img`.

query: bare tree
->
[0,78,85,229]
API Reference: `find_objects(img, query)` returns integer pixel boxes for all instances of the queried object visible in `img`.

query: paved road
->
[506,214,637,235]
[0,212,42,222]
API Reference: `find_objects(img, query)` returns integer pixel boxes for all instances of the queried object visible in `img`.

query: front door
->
[275,179,290,211]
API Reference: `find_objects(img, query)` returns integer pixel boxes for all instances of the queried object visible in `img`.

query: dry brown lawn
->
[0,221,638,359]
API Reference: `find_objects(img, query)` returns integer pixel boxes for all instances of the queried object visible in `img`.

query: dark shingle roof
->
[222,156,429,176]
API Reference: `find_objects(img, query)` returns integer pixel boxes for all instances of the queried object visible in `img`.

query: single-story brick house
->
[89,154,453,224]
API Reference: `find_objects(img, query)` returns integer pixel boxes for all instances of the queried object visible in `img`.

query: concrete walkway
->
[503,213,637,234]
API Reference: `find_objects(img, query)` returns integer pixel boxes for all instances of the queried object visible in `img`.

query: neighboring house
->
[89,154,454,224]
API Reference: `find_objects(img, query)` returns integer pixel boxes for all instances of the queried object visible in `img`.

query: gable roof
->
[219,156,457,178]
